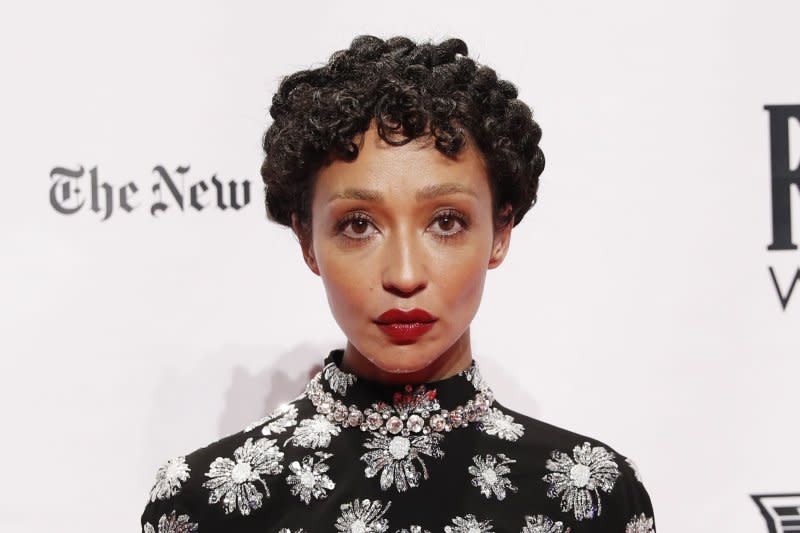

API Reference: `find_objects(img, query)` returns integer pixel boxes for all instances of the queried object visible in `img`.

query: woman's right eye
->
[338,214,377,240]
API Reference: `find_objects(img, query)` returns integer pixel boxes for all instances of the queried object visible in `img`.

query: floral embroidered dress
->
[141,348,656,532]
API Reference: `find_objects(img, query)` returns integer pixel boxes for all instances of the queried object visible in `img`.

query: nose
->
[382,224,427,297]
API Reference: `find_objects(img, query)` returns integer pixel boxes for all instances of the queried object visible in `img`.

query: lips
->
[374,308,437,324]
[374,308,438,342]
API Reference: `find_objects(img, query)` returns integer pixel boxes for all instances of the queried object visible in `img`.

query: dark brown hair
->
[261,35,545,238]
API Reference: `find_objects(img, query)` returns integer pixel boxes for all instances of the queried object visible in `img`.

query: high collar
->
[318,348,491,411]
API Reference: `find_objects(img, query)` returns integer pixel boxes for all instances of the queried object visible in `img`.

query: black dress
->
[141,348,656,532]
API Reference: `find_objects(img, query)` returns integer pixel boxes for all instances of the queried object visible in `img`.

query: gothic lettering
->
[764,105,800,250]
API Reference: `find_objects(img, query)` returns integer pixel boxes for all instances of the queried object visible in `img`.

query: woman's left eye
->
[429,210,467,237]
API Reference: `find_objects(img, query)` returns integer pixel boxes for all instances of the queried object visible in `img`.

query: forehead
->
[312,125,490,205]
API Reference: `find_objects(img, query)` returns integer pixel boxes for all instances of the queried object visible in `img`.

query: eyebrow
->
[327,182,478,203]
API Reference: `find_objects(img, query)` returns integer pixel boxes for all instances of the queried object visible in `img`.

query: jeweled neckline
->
[307,348,497,449]
[319,348,489,411]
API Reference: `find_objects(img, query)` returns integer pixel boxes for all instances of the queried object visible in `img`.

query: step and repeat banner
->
[1,1,798,531]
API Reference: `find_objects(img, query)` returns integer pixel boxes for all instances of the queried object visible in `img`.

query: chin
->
[368,345,442,374]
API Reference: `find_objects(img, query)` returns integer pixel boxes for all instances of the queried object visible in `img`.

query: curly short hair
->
[261,35,545,238]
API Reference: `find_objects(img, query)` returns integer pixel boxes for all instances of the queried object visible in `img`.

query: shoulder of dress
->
[140,430,244,529]
[182,393,310,473]
[486,402,655,484]
[490,400,630,456]
[190,391,309,455]
[561,448,657,531]
[140,393,309,530]
[141,452,204,532]
[494,402,658,530]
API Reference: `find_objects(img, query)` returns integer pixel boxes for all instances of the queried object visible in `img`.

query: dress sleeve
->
[593,453,657,532]
[140,457,203,532]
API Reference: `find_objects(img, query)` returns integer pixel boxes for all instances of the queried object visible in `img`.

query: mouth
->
[374,321,436,342]
[374,308,437,325]
[373,308,437,342]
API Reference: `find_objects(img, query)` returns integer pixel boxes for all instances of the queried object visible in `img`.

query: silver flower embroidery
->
[286,451,336,504]
[625,513,655,533]
[521,515,571,533]
[479,408,525,441]
[361,431,444,492]
[244,403,299,435]
[542,441,620,521]
[335,498,392,533]
[458,363,487,391]
[203,437,284,516]
[324,362,357,395]
[444,514,494,533]
[142,511,198,533]
[625,457,643,483]
[149,456,191,502]
[286,414,342,449]
[468,453,518,500]
[395,527,430,533]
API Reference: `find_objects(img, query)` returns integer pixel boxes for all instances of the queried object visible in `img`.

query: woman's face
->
[296,123,513,380]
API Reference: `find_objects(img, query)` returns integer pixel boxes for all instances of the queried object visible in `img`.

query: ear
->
[488,204,514,270]
[291,213,320,276]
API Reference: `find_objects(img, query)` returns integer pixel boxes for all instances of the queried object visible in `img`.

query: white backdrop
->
[1,1,798,531]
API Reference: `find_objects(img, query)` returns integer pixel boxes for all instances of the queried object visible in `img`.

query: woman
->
[141,35,656,532]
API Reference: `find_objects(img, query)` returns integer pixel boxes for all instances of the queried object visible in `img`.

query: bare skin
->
[293,122,513,384]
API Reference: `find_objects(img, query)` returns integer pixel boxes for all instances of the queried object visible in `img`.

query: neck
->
[341,331,473,385]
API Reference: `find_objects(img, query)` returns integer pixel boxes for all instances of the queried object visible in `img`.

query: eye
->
[429,209,468,238]
[337,212,378,240]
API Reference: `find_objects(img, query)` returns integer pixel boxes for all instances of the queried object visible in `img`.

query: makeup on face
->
[307,123,510,382]
[374,308,438,343]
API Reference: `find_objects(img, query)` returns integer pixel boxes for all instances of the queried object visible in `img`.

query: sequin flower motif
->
[542,441,620,521]
[479,407,525,441]
[625,513,655,533]
[149,456,190,502]
[324,361,357,395]
[203,437,284,516]
[444,514,494,533]
[361,431,445,492]
[521,515,571,533]
[469,453,518,500]
[358,384,446,492]
[396,527,431,533]
[142,511,198,533]
[286,413,342,449]
[335,498,392,533]
[244,403,299,436]
[286,451,336,504]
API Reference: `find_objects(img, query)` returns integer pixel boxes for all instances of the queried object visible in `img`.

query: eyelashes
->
[335,209,470,243]
[430,209,469,239]
[336,212,374,240]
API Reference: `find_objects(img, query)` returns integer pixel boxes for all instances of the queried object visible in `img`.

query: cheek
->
[316,246,375,320]
[430,242,490,309]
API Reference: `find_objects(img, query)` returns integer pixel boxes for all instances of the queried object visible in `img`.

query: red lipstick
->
[374,308,437,342]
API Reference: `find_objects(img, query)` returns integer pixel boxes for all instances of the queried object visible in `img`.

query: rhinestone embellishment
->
[304,373,495,437]
[389,436,411,459]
